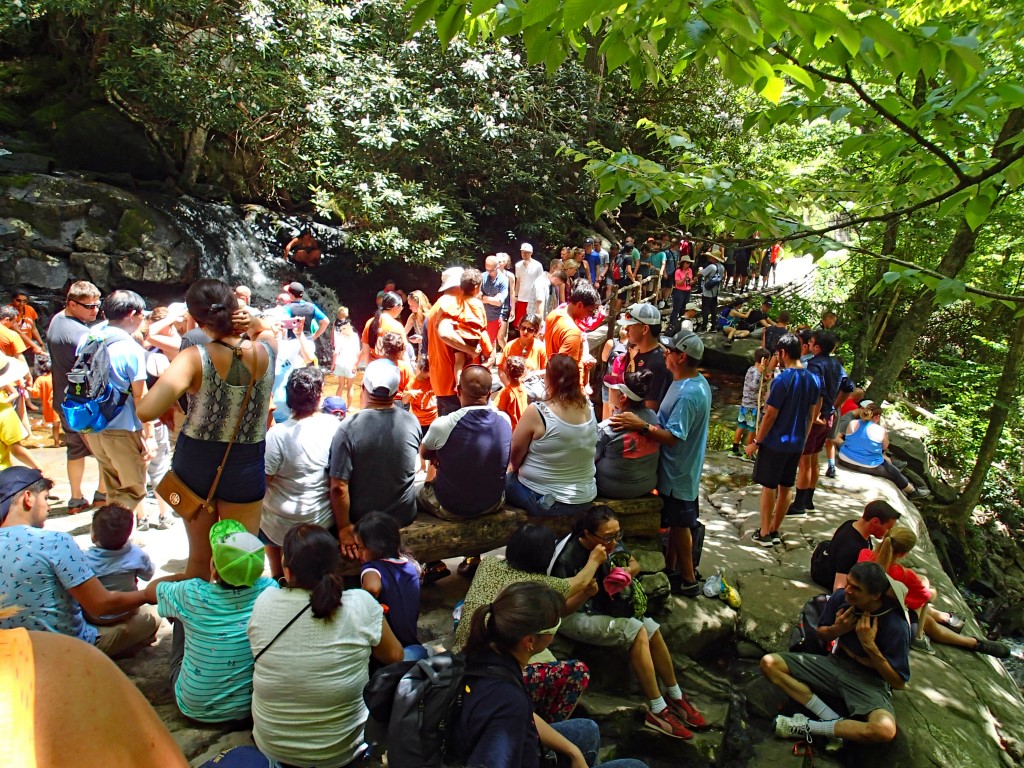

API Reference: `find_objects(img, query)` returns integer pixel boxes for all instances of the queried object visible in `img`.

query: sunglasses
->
[520,326,537,333]
[589,530,623,545]
[70,300,101,310]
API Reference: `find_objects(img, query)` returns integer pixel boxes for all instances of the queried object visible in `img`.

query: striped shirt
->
[157,576,277,722]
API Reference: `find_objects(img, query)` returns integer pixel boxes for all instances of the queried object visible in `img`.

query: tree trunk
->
[864,216,979,402]
[949,313,1024,524]
[852,220,898,382]
[180,126,209,191]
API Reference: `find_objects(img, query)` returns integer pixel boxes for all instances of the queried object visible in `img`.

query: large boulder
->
[699,332,759,375]
[53,106,166,180]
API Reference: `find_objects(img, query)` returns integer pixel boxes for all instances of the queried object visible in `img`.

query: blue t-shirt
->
[657,374,711,501]
[157,576,278,722]
[762,367,821,453]
[0,525,97,644]
[361,557,421,648]
[481,271,509,323]
[79,325,147,431]
[85,543,155,621]
[806,354,854,420]
[585,248,601,280]
[820,589,911,683]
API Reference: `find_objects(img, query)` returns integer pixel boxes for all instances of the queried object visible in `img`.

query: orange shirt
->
[501,337,547,373]
[8,304,37,335]
[394,358,414,402]
[427,293,494,398]
[495,383,528,431]
[361,313,407,360]
[544,307,583,364]
[0,325,26,357]
[409,382,438,427]
[29,374,55,423]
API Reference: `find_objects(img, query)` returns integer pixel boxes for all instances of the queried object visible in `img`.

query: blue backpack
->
[61,332,130,433]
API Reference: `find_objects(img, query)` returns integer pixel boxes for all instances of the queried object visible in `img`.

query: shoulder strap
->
[254,601,312,663]
[204,344,259,505]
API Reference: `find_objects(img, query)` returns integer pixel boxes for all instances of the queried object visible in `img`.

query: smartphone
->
[280,318,300,330]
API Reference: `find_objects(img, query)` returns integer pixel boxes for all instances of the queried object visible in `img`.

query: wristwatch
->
[752,438,761,445]
[642,423,651,434]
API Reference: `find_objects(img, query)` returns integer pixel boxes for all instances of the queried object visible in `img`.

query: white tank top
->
[518,401,597,504]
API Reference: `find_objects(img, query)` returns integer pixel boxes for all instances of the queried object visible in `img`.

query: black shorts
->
[802,415,834,455]
[57,412,93,461]
[752,445,801,489]
[661,495,699,528]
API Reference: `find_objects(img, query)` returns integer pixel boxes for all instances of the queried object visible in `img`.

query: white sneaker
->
[774,713,811,740]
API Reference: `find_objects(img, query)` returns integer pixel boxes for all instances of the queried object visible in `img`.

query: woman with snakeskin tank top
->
[140,279,278,580]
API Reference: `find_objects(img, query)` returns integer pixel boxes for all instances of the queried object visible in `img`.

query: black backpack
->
[809,540,834,590]
[704,264,724,291]
[363,652,523,768]
[60,331,130,433]
[788,594,833,654]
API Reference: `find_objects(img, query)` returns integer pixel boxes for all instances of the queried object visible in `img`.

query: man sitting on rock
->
[817,499,901,591]
[722,298,773,348]
[418,365,511,520]
[761,561,910,746]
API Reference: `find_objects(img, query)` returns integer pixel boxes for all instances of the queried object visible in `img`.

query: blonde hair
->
[873,527,917,571]
[407,290,432,320]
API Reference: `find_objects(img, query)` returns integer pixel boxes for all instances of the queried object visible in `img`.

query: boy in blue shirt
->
[153,519,276,723]
[84,504,154,623]
[745,333,821,546]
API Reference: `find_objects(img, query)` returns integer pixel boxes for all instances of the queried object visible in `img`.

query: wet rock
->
[699,332,759,375]
[74,229,111,252]
[14,251,70,291]
[53,106,166,180]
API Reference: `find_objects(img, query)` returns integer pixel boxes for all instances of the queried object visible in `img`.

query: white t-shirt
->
[249,588,384,768]
[332,329,360,370]
[262,413,341,545]
[515,258,544,303]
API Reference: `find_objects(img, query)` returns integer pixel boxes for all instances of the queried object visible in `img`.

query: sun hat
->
[0,466,44,523]
[708,248,724,262]
[659,330,705,360]
[0,351,29,389]
[438,266,464,293]
[679,254,693,263]
[620,303,661,327]
[520,243,534,254]
[209,519,265,587]
[363,359,400,398]
[684,302,701,313]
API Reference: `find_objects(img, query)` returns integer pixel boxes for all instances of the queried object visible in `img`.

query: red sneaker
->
[668,696,708,730]
[644,707,694,740]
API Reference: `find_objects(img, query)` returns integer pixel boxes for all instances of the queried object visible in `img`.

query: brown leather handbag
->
[157,342,259,522]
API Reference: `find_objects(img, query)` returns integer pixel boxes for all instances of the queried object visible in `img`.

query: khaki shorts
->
[83,429,148,509]
[779,651,894,718]
[417,481,503,521]
[560,611,660,650]
[93,605,161,657]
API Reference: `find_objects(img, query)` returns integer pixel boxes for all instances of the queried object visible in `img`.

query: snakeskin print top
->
[181,341,276,443]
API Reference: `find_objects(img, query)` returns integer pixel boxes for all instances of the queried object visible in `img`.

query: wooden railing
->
[602,273,662,346]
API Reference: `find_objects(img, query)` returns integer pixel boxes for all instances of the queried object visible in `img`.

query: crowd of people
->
[0,232,989,765]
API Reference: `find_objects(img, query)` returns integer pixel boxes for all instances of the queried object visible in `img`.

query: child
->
[84,504,155,624]
[733,349,771,456]
[29,355,59,446]
[154,519,276,723]
[380,331,414,408]
[353,511,424,660]
[332,306,359,404]
[450,280,488,384]
[321,395,347,421]
[599,326,628,420]
[495,355,528,430]
[405,360,437,476]
[0,351,36,471]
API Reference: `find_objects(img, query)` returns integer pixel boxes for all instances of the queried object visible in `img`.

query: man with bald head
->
[480,255,509,346]
[418,365,512,520]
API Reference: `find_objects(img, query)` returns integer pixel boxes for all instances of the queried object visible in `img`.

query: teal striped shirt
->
[157,576,277,722]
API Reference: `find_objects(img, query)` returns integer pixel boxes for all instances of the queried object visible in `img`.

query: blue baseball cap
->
[321,396,347,416]
[0,467,45,523]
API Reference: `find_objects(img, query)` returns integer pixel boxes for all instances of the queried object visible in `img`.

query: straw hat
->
[0,352,29,389]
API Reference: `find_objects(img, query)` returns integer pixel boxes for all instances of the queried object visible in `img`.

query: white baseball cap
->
[520,243,534,254]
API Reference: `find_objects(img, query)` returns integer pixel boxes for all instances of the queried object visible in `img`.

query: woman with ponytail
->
[455,582,649,768]
[248,524,402,767]
[359,291,406,365]
[506,354,597,517]
[139,278,278,580]
[859,526,1010,658]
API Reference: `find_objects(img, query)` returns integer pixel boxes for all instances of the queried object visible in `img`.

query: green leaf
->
[964,193,993,231]
[522,0,558,28]
[435,2,467,47]
[408,0,443,34]
[683,18,713,47]
[761,75,785,104]
[777,63,815,90]
[829,106,851,123]
[995,83,1024,108]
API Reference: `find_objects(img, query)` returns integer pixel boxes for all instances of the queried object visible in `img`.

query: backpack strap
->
[254,602,312,663]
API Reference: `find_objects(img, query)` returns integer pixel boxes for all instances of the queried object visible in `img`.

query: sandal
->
[422,561,451,585]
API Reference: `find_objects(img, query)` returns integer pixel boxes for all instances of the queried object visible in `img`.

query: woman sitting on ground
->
[139,279,278,580]
[595,370,659,499]
[262,366,342,579]
[248,524,402,768]
[506,354,597,517]
[860,527,1010,658]
[836,403,930,500]
[453,523,607,722]
[453,581,650,768]
[549,506,707,741]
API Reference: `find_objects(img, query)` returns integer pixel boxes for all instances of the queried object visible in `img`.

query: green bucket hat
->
[209,519,265,587]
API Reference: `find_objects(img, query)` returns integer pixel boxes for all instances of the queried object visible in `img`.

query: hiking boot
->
[751,530,775,548]
[972,638,1010,658]
[774,713,811,740]
[824,465,837,479]
[644,707,694,740]
[911,636,936,655]
[67,497,89,514]
[908,488,931,500]
[667,696,708,730]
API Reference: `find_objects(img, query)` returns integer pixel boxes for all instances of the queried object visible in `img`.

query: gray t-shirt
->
[701,263,725,297]
[46,311,94,412]
[329,406,421,525]
[595,408,659,498]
